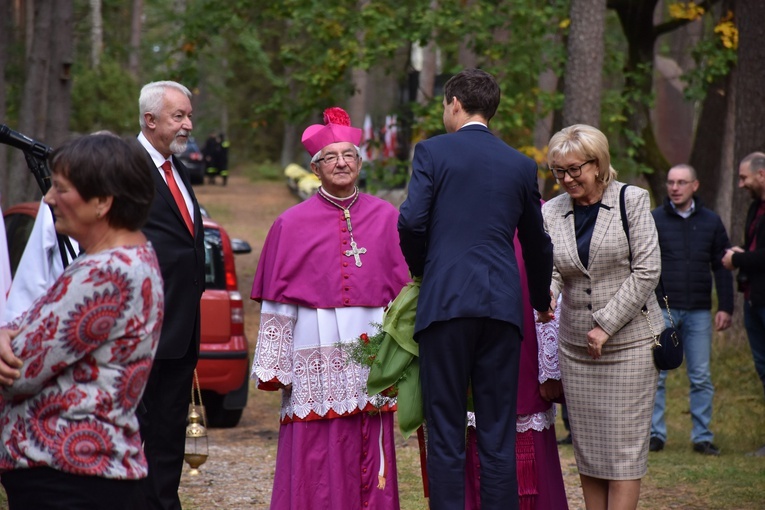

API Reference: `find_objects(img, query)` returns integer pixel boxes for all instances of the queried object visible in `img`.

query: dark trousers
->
[418,317,522,510]
[132,342,198,510]
[1,467,140,510]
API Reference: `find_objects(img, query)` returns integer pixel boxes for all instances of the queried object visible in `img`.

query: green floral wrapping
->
[367,278,423,438]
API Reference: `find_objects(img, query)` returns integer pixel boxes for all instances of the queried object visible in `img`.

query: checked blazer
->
[542,181,663,347]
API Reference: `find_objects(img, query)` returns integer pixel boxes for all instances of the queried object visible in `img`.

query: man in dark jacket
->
[398,69,553,510]
[650,164,733,457]
[723,152,765,457]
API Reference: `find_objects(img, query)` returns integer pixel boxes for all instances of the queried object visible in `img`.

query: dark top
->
[574,202,601,269]
[398,124,553,335]
[732,199,765,307]
[651,196,733,313]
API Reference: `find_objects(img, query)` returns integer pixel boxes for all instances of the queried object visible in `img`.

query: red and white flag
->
[383,115,398,159]
[362,114,375,162]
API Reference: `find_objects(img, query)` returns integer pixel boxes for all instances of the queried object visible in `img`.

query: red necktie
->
[161,160,194,235]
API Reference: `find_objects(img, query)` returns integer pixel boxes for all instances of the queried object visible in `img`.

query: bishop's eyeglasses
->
[317,152,358,166]
[550,159,595,180]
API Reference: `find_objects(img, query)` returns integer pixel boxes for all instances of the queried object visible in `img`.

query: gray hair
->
[138,81,192,129]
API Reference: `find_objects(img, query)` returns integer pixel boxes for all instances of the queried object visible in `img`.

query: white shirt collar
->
[670,198,695,219]
[460,121,487,129]
[137,132,172,170]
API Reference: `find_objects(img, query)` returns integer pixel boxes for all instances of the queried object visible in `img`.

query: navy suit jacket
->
[398,124,553,335]
[141,153,206,359]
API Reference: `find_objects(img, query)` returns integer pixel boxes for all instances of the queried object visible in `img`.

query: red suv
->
[3,202,251,428]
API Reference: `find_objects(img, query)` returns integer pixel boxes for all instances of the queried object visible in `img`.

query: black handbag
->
[620,184,683,371]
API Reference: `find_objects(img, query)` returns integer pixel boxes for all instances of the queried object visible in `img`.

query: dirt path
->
[179,175,589,509]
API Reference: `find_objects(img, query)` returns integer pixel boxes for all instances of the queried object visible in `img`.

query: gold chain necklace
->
[317,187,367,267]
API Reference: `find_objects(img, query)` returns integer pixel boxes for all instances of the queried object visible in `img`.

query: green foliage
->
[160,0,574,163]
[364,158,410,194]
[239,161,283,182]
[682,16,738,101]
[402,0,570,149]
[340,322,386,371]
[70,57,139,135]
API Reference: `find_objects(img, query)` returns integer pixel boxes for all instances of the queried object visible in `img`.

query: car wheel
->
[200,363,249,429]
[202,391,244,428]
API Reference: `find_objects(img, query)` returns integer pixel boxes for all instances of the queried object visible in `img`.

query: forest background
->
[0,0,763,332]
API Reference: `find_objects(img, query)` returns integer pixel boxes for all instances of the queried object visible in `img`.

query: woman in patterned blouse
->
[0,134,164,510]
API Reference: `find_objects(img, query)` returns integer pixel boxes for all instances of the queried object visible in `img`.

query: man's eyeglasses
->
[550,159,595,180]
[317,152,358,166]
[666,180,694,187]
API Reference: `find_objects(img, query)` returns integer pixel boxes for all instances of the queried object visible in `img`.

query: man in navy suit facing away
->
[398,68,553,510]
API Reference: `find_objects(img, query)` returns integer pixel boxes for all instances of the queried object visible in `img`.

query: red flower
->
[361,333,369,344]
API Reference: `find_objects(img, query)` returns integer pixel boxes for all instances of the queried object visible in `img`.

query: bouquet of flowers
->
[344,323,398,398]
[341,279,423,438]
[345,323,384,369]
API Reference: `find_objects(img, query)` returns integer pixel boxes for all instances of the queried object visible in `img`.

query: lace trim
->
[253,312,395,421]
[535,308,561,383]
[252,312,294,386]
[516,407,556,433]
[466,407,555,433]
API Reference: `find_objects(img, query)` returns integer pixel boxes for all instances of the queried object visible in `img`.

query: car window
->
[204,227,226,290]
[4,213,36,278]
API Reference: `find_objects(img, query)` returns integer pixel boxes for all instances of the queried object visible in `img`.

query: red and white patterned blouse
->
[0,244,164,479]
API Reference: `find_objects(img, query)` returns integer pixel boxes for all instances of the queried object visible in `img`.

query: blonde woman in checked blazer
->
[542,124,662,510]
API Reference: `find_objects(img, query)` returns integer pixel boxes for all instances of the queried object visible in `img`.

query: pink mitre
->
[301,107,362,156]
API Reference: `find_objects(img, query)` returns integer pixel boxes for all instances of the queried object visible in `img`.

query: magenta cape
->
[515,234,555,416]
[252,193,410,308]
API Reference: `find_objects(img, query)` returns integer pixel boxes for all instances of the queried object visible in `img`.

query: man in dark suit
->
[398,68,553,510]
[134,81,205,510]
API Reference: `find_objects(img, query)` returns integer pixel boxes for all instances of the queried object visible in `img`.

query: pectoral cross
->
[344,239,367,267]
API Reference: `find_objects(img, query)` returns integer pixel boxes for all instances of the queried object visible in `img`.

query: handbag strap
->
[619,184,676,328]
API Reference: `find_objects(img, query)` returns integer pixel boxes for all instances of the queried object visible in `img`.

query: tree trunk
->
[688,74,733,224]
[415,41,437,106]
[280,123,298,169]
[348,0,369,128]
[733,0,765,244]
[46,0,73,149]
[731,0,765,344]
[612,0,670,199]
[457,40,477,70]
[562,0,606,127]
[9,0,53,204]
[717,71,736,232]
[90,0,102,68]
[348,67,368,130]
[457,0,477,69]
[129,0,143,79]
